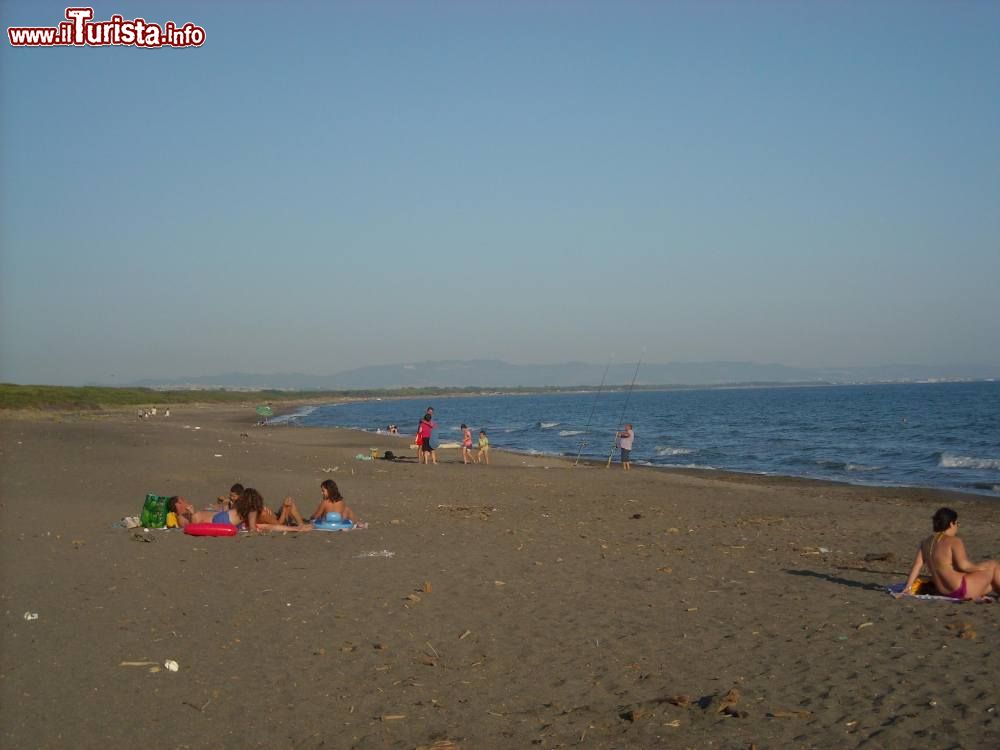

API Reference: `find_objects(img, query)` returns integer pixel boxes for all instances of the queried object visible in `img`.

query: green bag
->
[140,493,170,528]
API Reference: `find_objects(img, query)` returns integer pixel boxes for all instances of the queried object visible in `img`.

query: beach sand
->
[1,406,998,749]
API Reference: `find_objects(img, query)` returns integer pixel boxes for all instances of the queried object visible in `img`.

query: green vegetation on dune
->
[0,384,285,410]
[0,383,533,411]
[0,380,836,411]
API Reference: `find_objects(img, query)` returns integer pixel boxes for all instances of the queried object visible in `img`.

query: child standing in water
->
[476,429,490,465]
[461,424,474,464]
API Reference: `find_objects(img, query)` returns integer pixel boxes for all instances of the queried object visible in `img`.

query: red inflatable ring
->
[183,523,239,537]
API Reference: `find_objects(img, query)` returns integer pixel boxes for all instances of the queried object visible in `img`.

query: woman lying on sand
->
[168,495,258,528]
[307,479,360,525]
[900,507,1000,600]
[168,497,218,527]
[237,488,311,532]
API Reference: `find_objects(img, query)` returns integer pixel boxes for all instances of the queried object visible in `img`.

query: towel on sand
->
[886,581,997,602]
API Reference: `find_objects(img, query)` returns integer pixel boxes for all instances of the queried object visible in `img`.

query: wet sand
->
[1,406,998,749]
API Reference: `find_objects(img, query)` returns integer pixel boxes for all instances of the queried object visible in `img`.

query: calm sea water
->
[280,382,1000,498]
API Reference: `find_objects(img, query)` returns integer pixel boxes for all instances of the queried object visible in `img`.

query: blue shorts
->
[620,448,631,462]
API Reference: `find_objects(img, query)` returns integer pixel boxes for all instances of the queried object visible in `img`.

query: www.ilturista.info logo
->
[8,7,205,48]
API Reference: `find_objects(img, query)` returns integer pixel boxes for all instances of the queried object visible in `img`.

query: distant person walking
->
[616,424,634,471]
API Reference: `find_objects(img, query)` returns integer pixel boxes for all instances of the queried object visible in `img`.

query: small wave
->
[268,405,318,425]
[814,459,847,470]
[539,422,560,429]
[655,446,695,456]
[559,430,585,436]
[846,463,884,472]
[939,453,1000,471]
[969,482,1000,493]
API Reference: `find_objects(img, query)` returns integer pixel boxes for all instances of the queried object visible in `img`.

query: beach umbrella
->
[255,405,273,418]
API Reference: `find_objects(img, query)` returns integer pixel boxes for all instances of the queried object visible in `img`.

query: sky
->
[2,0,998,386]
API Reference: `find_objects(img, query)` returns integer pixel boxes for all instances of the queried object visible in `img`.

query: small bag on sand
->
[140,494,170,528]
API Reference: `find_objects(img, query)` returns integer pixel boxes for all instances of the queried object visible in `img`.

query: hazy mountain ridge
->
[129,360,1000,390]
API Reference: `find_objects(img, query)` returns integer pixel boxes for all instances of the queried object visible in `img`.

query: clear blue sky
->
[2,0,998,385]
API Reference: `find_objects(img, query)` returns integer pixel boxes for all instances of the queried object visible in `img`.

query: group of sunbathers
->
[167,479,360,533]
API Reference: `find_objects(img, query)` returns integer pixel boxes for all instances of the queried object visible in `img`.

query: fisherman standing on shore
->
[616,424,634,471]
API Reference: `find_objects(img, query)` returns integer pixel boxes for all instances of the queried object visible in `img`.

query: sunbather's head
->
[932,507,958,532]
[236,487,265,519]
[229,483,244,503]
[320,479,343,501]
[169,496,193,515]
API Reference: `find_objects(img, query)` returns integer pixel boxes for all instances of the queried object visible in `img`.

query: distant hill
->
[129,360,1000,390]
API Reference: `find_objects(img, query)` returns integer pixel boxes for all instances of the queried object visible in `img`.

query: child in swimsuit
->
[308,479,360,525]
[217,483,244,510]
[461,424,474,464]
[476,430,490,465]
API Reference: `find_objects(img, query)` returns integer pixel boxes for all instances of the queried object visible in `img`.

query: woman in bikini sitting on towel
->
[900,507,1000,599]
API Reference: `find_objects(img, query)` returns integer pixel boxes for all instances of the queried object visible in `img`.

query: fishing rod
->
[606,355,642,468]
[574,357,612,466]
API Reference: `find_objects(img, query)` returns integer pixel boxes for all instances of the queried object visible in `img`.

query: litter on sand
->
[354,550,395,558]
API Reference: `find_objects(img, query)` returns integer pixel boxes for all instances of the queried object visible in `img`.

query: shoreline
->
[269,401,999,504]
[8,398,993,502]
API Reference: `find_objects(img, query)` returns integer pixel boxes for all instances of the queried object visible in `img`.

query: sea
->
[276,382,1000,498]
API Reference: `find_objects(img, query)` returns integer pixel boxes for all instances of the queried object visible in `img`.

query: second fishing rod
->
[606,356,642,468]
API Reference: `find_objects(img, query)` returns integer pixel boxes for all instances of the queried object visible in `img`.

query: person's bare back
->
[919,532,964,595]
[903,507,1000,600]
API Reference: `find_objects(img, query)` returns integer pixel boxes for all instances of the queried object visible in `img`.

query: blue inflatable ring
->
[313,511,353,531]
